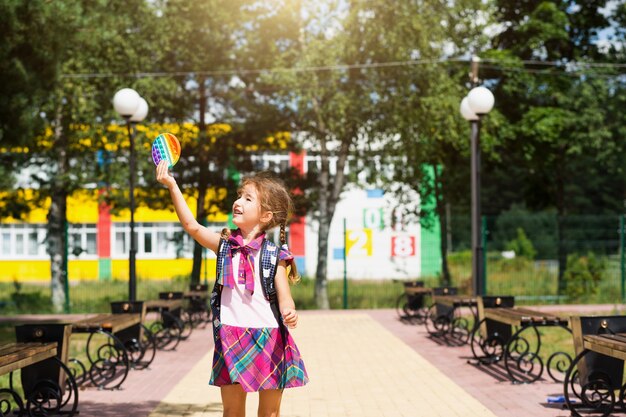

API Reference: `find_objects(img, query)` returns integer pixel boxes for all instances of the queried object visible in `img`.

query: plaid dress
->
[209,236,308,392]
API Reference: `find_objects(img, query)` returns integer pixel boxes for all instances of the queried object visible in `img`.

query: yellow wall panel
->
[111,191,229,223]
[68,260,99,280]
[0,258,217,282]
[0,261,50,282]
[111,259,217,280]
[2,188,229,224]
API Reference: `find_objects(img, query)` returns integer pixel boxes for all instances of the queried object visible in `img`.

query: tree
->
[10,0,163,311]
[481,0,614,291]
[356,0,489,286]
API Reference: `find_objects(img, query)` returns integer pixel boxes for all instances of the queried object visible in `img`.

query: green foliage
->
[563,252,607,302]
[0,281,52,314]
[505,228,537,260]
[491,206,557,258]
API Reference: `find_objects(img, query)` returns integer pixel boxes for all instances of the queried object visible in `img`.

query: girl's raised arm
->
[156,160,221,253]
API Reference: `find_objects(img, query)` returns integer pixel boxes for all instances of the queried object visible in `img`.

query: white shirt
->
[220,249,279,329]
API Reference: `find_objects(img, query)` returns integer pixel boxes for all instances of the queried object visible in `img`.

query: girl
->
[156,160,308,417]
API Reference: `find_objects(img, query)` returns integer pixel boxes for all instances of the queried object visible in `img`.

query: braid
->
[280,223,286,245]
[279,222,301,284]
[220,228,231,240]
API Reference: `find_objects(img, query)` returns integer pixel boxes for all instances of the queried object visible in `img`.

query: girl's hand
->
[156,160,176,188]
[281,308,298,329]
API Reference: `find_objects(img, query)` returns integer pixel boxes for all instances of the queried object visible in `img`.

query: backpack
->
[210,237,282,327]
[209,236,289,388]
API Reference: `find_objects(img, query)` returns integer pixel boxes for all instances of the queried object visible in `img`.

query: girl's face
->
[232,184,270,231]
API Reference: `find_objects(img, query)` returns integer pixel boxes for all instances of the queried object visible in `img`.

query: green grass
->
[0,277,424,314]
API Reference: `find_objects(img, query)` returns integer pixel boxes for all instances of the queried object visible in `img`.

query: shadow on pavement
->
[77,400,160,417]
[78,400,223,417]
[150,401,223,416]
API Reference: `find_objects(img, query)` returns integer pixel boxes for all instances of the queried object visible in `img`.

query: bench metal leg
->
[0,387,24,417]
[25,357,79,416]
[425,304,452,338]
[81,330,130,390]
[564,349,616,417]
[503,325,544,384]
[469,318,505,365]
[3,357,79,417]
[503,324,572,384]
[149,310,183,351]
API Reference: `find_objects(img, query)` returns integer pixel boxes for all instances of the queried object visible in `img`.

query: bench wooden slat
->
[512,307,561,321]
[0,342,57,376]
[145,299,183,311]
[432,295,477,307]
[404,287,431,295]
[73,313,140,333]
[183,291,209,299]
[0,343,20,356]
[484,307,568,327]
[484,308,522,326]
[609,333,626,344]
[583,334,626,361]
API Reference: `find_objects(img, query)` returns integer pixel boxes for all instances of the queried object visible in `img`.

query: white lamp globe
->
[467,86,495,115]
[113,88,141,118]
[460,96,479,121]
[130,97,149,122]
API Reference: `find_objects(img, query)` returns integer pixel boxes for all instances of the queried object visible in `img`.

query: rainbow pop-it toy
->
[152,133,181,168]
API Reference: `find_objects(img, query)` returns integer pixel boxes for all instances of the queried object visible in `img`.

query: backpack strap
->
[210,238,230,336]
[260,239,282,326]
[259,239,279,301]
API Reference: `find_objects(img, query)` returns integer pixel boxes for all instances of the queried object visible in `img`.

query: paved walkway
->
[68,308,602,417]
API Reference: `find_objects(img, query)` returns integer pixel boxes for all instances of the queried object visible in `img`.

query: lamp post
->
[460,86,494,296]
[113,88,148,301]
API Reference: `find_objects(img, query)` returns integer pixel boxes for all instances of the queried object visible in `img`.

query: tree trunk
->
[47,190,68,313]
[48,105,68,313]
[310,96,352,309]
[314,137,331,309]
[314,215,331,309]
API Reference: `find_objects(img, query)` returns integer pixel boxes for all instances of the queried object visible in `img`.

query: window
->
[0,224,46,259]
[144,233,152,253]
[111,222,224,259]
[28,232,38,255]
[15,234,24,255]
[115,231,126,255]
[69,224,97,258]
[2,233,10,256]
[306,159,319,174]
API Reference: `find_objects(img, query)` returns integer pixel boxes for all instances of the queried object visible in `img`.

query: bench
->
[71,313,141,390]
[1,323,78,416]
[110,301,156,370]
[145,298,185,351]
[563,315,626,416]
[470,296,514,363]
[183,285,211,329]
[470,297,571,384]
[395,281,430,324]
[425,287,476,344]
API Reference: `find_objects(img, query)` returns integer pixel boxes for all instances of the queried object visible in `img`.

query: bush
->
[563,252,606,302]
[10,290,52,313]
[505,228,537,260]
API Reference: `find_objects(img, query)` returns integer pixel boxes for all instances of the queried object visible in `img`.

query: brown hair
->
[223,171,300,283]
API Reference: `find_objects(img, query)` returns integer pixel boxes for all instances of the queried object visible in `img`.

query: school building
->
[0,151,441,282]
